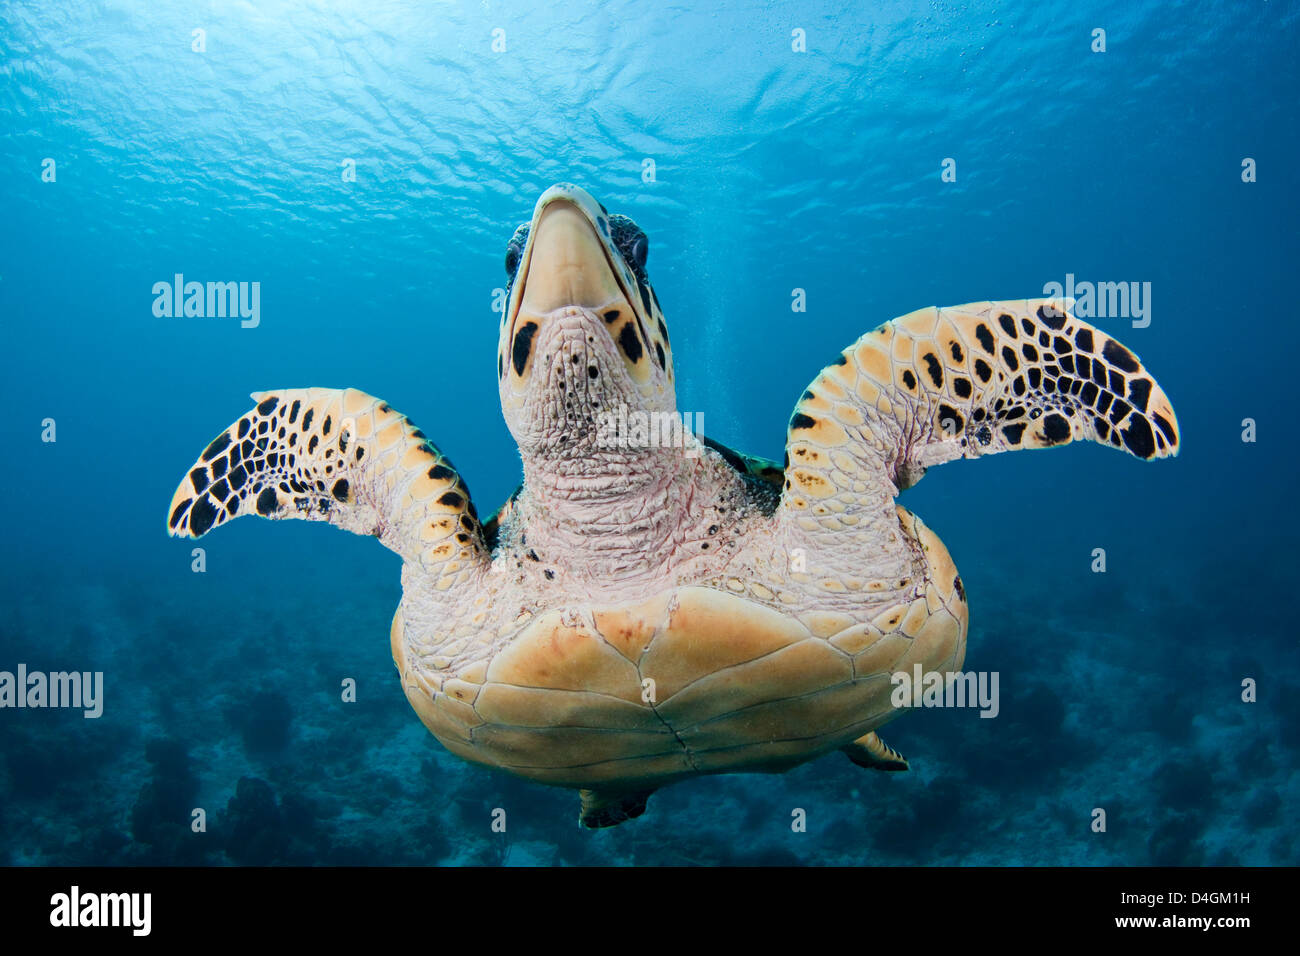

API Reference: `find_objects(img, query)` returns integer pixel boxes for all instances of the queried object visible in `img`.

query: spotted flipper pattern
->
[166,388,487,585]
[780,298,1179,532]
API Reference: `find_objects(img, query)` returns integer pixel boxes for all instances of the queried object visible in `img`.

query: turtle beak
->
[501,184,652,388]
[518,201,623,315]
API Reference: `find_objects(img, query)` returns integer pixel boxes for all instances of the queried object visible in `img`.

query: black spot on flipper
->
[1102,338,1140,372]
[1011,376,1026,396]
[302,409,314,431]
[428,464,455,481]
[257,396,279,416]
[1121,415,1156,458]
[997,313,1018,338]
[332,479,349,501]
[901,369,917,390]
[209,477,230,501]
[1153,412,1177,445]
[833,353,848,366]
[975,424,993,446]
[949,342,964,362]
[307,435,319,454]
[255,487,278,516]
[1109,369,1125,395]
[1075,356,1091,380]
[438,491,464,509]
[654,342,665,369]
[954,576,966,601]
[169,499,192,530]
[498,354,504,379]
[1020,317,1035,336]
[1108,398,1132,426]
[190,495,219,534]
[790,413,817,430]
[288,400,301,423]
[1027,367,1041,389]
[1091,360,1108,389]
[237,419,251,438]
[228,464,248,491]
[921,353,943,387]
[603,310,620,323]
[512,321,539,375]
[1127,377,1152,413]
[1081,382,1100,406]
[1001,346,1019,372]
[189,467,210,493]
[1037,304,1067,330]
[1042,413,1072,445]
[618,323,643,364]
[1053,336,1072,356]
[202,432,231,462]
[1094,418,1111,441]
[1096,391,1114,414]
[938,404,964,434]
[973,359,992,383]
[953,377,972,399]
[1074,328,1094,352]
[322,416,332,437]
[211,456,228,479]
[975,324,995,354]
[1002,422,1026,445]
[1021,343,1038,362]
[1038,330,1051,347]
[1059,355,1074,374]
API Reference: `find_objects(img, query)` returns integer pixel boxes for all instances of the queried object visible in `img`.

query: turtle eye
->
[630,235,648,272]
[504,224,529,277]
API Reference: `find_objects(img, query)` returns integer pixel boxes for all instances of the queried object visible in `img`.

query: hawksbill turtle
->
[166,183,1179,828]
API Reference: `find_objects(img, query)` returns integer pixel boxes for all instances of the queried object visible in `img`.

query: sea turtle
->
[166,183,1179,827]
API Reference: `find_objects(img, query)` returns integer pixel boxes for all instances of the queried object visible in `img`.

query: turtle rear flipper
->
[842,731,909,772]
[578,787,655,828]
[167,387,487,582]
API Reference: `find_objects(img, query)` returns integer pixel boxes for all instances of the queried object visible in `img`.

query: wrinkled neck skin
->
[522,434,696,554]
[516,428,713,591]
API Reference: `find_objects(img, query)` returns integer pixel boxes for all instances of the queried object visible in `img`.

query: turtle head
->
[498,184,675,457]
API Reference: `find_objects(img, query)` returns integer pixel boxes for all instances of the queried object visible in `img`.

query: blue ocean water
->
[1,0,1296,866]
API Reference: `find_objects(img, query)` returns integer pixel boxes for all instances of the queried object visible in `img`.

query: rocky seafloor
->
[1,543,1294,867]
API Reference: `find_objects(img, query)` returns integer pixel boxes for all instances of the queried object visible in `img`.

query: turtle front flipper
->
[780,298,1179,522]
[167,388,488,581]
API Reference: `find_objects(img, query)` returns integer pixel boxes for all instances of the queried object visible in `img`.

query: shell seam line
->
[636,661,700,772]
